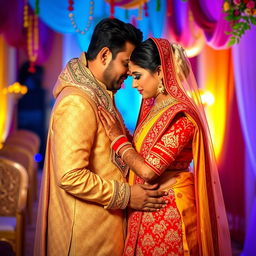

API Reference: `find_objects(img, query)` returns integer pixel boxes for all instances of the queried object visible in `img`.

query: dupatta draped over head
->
[132,38,232,256]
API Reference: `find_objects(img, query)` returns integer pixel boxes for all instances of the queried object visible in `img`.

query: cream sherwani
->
[34,53,130,256]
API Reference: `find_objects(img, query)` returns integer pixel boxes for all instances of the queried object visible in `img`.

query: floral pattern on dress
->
[144,116,195,175]
[133,190,183,256]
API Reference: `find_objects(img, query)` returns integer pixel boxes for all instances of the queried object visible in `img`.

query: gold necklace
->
[150,97,177,115]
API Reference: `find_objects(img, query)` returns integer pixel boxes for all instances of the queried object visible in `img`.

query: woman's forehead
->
[128,62,142,71]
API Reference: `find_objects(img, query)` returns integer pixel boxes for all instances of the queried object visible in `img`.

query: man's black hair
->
[87,18,143,60]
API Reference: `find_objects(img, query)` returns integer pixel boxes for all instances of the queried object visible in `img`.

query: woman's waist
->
[156,169,194,191]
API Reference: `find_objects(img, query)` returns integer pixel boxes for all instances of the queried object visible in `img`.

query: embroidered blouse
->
[144,114,195,176]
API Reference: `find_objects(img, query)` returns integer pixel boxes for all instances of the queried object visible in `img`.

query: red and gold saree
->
[124,38,231,256]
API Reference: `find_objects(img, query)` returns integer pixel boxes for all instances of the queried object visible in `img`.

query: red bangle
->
[112,136,128,152]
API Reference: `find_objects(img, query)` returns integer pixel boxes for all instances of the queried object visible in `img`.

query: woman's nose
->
[132,80,138,88]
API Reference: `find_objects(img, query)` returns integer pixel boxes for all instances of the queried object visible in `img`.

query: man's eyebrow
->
[131,71,140,75]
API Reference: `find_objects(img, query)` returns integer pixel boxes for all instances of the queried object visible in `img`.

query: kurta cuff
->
[105,181,131,210]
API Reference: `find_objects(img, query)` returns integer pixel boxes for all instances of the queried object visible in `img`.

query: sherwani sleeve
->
[52,94,130,209]
[144,116,195,176]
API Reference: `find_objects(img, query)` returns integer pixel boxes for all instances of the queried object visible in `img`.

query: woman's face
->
[129,62,160,99]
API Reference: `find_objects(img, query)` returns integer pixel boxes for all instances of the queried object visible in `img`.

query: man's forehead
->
[117,42,135,56]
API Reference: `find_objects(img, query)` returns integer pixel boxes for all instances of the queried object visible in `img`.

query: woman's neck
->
[154,93,172,104]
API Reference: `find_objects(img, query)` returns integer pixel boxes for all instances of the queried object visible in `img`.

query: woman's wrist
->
[111,135,132,155]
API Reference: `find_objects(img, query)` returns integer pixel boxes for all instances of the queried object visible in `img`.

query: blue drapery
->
[28,0,166,132]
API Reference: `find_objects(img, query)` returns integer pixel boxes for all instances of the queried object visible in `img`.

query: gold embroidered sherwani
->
[34,53,130,256]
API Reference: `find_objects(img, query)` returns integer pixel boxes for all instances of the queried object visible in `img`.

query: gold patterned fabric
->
[34,53,130,256]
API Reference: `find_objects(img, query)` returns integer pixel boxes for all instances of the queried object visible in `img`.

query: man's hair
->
[87,18,143,60]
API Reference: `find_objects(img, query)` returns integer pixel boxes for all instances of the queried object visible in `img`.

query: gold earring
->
[157,80,166,94]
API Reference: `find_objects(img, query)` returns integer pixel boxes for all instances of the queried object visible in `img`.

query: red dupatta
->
[124,38,231,256]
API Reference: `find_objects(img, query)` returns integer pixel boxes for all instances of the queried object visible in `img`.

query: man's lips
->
[138,90,143,94]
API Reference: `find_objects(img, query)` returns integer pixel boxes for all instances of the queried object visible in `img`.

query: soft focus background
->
[0,0,255,255]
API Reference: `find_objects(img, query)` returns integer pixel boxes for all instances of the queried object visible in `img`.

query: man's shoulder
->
[55,87,96,111]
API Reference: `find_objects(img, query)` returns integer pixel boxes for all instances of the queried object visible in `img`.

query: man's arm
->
[53,94,117,206]
[52,94,166,210]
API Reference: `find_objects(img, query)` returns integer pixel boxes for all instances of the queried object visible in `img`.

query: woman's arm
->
[98,106,194,183]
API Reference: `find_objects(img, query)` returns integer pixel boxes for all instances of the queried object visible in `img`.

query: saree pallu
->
[124,105,198,256]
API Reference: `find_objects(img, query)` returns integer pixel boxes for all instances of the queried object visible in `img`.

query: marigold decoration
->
[23,0,39,73]
[68,0,94,34]
[223,0,256,46]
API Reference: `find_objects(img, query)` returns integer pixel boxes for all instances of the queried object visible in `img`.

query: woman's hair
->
[130,38,160,73]
[130,38,190,78]
[87,18,142,61]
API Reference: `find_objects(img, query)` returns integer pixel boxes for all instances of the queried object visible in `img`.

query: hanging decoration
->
[223,0,256,46]
[110,0,115,18]
[143,2,148,16]
[105,0,149,20]
[23,0,39,73]
[68,0,94,34]
[156,0,161,11]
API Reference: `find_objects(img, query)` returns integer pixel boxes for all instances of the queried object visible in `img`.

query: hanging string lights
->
[23,0,39,73]
[68,0,94,35]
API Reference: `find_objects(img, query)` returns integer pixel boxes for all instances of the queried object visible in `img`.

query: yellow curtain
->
[198,45,234,161]
[0,35,8,147]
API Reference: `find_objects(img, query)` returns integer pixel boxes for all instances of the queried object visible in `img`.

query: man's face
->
[103,42,135,91]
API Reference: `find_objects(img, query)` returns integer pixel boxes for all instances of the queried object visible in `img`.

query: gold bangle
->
[121,147,134,160]
[116,142,132,155]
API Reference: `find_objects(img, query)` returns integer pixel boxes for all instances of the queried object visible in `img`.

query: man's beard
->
[103,61,126,91]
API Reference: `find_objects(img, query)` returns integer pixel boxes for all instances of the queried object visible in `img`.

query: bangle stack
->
[111,135,132,155]
[121,147,134,160]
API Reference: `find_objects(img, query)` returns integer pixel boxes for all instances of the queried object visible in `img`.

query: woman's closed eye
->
[133,74,141,80]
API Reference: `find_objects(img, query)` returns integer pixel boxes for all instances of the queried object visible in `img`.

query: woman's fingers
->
[98,107,114,126]
[98,106,116,123]
[98,111,108,128]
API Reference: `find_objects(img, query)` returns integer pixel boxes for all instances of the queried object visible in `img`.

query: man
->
[34,18,166,256]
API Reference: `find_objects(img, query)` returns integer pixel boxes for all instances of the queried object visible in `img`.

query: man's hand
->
[128,183,167,211]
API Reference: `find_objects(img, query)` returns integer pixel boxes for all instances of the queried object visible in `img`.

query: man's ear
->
[98,47,112,65]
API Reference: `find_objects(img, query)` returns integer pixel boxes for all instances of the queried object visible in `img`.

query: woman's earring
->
[157,80,166,94]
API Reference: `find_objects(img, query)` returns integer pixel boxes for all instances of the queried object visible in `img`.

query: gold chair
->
[0,157,28,256]
[6,130,41,200]
[7,129,40,155]
[5,136,35,156]
[0,144,35,224]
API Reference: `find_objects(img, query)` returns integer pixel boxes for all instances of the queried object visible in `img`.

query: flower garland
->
[23,0,39,73]
[223,0,256,46]
[68,0,94,35]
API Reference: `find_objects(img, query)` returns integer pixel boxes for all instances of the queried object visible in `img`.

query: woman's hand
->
[98,106,124,141]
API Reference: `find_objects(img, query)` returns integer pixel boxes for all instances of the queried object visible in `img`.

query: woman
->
[99,38,231,256]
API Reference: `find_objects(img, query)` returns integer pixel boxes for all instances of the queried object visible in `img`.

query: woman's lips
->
[138,90,143,94]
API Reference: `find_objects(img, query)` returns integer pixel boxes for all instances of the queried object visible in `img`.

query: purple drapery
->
[189,0,230,49]
[165,0,205,56]
[0,0,53,64]
[232,27,256,255]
